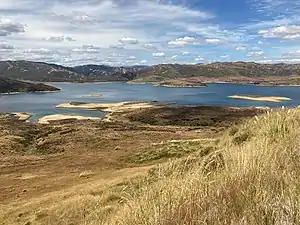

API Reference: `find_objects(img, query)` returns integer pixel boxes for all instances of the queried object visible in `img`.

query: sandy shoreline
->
[229,95,292,103]
[38,114,101,124]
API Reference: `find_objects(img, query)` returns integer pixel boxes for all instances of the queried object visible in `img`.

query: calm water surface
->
[1,82,300,121]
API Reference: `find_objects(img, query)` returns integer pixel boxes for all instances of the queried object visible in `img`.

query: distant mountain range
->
[0,77,60,94]
[1,60,300,86]
[0,61,147,82]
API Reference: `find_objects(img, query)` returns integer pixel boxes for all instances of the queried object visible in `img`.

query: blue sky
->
[0,0,300,66]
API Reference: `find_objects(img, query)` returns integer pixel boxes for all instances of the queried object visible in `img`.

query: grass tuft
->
[106,108,300,225]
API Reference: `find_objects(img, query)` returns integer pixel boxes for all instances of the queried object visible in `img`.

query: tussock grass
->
[4,108,300,225]
[129,139,217,163]
[107,108,300,225]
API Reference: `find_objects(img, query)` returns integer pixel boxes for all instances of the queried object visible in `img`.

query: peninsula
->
[0,77,60,94]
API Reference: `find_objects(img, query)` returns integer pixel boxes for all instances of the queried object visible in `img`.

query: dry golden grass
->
[106,108,300,225]
[2,108,300,225]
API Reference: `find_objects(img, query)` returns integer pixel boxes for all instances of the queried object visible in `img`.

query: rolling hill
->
[0,77,60,93]
[1,60,300,84]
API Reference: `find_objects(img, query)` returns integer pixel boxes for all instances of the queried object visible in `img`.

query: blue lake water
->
[1,82,300,121]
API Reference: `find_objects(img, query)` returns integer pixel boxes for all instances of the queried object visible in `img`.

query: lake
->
[1,82,300,121]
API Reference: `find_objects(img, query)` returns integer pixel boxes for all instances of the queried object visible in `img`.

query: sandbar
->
[229,95,292,103]
[38,114,101,124]
[56,101,171,113]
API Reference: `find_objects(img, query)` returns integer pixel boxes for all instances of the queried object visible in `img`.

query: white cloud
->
[127,55,136,60]
[205,38,222,44]
[282,50,300,58]
[220,55,229,59]
[168,40,188,47]
[283,34,300,40]
[194,56,205,61]
[182,51,190,55]
[176,36,196,42]
[235,45,247,51]
[23,48,51,54]
[152,52,165,57]
[109,43,125,49]
[171,55,178,59]
[247,50,265,57]
[259,25,300,39]
[119,37,139,44]
[0,19,25,36]
[72,45,101,53]
[140,60,148,64]
[168,36,198,47]
[255,58,300,64]
[0,42,14,50]
[43,36,76,42]
[143,43,156,50]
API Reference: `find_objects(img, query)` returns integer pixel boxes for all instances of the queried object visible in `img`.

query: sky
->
[1,0,300,66]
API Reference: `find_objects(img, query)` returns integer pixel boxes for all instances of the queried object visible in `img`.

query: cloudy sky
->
[1,0,300,66]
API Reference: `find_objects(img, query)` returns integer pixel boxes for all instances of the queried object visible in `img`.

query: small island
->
[56,101,173,112]
[0,77,60,94]
[153,79,207,88]
[229,95,292,103]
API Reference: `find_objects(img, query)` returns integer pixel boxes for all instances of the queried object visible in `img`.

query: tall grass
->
[106,108,300,225]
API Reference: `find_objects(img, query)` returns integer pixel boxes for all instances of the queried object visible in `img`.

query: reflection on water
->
[1,82,300,120]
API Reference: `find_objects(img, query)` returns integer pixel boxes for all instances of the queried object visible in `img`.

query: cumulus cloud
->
[282,50,300,58]
[235,45,247,51]
[152,52,165,57]
[0,19,25,36]
[109,43,125,49]
[205,38,222,44]
[194,56,205,61]
[259,25,300,39]
[119,37,139,44]
[176,36,196,42]
[72,45,101,53]
[140,60,148,64]
[0,42,14,51]
[283,34,300,40]
[127,55,136,60]
[168,40,188,47]
[143,43,156,50]
[220,55,229,59]
[23,48,51,54]
[182,51,190,55]
[247,50,265,57]
[172,55,178,59]
[43,36,76,42]
[168,36,197,47]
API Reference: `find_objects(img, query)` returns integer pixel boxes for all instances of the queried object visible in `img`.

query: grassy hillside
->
[0,77,60,93]
[1,107,300,224]
[134,62,300,85]
[2,60,300,84]
[107,108,300,225]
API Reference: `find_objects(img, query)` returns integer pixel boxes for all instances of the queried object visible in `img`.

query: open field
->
[0,106,266,224]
